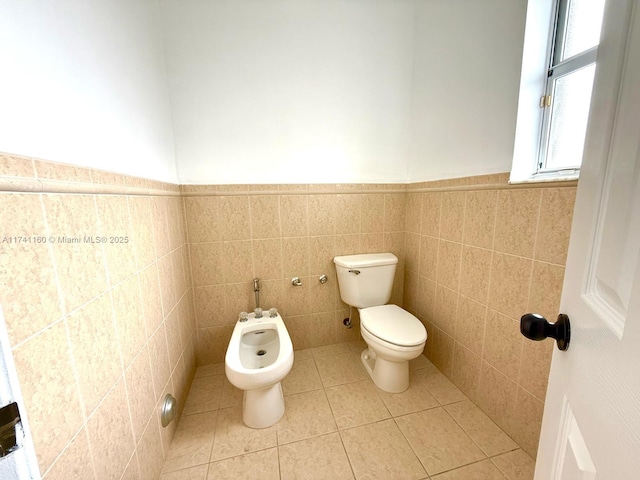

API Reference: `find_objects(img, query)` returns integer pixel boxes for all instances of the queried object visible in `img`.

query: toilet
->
[225,308,294,428]
[334,253,427,393]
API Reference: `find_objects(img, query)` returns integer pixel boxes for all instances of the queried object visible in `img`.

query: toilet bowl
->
[359,304,426,393]
[225,310,294,428]
[334,253,427,393]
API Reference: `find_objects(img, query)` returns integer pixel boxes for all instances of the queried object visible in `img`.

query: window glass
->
[545,64,596,170]
[511,0,608,181]
[561,0,606,60]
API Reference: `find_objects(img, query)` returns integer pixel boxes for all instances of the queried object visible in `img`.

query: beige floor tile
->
[315,352,368,387]
[491,450,535,480]
[325,380,390,429]
[277,390,337,444]
[161,411,218,474]
[445,401,518,457]
[311,342,352,358]
[282,355,323,396]
[376,370,439,417]
[220,377,243,409]
[278,433,354,480]
[416,368,467,405]
[432,459,506,479]
[396,408,486,476]
[347,339,367,353]
[207,448,280,480]
[160,464,209,480]
[183,374,225,415]
[410,354,436,371]
[340,419,427,480]
[211,406,277,461]
[163,341,528,480]
[292,348,314,360]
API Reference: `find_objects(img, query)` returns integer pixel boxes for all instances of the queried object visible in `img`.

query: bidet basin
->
[240,328,280,369]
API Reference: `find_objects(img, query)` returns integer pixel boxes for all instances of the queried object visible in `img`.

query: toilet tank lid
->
[333,253,398,268]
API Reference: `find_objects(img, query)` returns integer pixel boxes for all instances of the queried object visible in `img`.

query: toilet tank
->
[333,253,398,308]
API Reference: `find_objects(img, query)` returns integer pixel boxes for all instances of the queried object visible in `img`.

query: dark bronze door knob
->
[520,313,571,351]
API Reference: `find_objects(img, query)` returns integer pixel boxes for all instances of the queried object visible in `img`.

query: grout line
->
[169,348,527,479]
[10,172,556,476]
[40,418,96,480]
[441,400,511,460]
[38,192,68,318]
[516,192,546,388]
[477,187,502,392]
[335,426,359,480]
[432,454,518,477]
[390,415,429,477]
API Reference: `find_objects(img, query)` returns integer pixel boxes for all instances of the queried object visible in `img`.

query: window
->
[537,0,606,175]
[511,0,607,182]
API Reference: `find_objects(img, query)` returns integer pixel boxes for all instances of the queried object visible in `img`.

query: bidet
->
[225,309,294,428]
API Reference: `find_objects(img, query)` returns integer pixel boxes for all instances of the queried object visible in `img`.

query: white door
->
[0,305,40,479]
[533,0,640,478]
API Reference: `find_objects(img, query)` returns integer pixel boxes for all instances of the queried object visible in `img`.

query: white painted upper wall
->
[0,0,177,183]
[163,0,527,184]
[0,0,528,185]
[161,0,416,184]
[408,0,528,182]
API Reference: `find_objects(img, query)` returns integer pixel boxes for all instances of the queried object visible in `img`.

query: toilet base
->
[361,348,410,393]
[242,382,285,429]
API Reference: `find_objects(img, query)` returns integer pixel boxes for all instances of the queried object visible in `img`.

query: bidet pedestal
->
[243,382,285,429]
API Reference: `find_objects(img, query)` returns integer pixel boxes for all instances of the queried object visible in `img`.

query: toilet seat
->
[360,305,427,347]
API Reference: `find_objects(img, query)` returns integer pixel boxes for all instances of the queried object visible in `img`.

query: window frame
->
[510,0,602,184]
[536,0,599,176]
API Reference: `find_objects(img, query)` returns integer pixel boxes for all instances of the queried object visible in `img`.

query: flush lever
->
[348,270,361,275]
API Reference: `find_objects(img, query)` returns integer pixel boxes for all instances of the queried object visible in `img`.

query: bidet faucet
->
[253,278,260,309]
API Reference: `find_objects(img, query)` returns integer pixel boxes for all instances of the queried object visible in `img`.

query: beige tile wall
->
[0,154,197,479]
[181,184,408,364]
[1,152,578,474]
[403,174,577,459]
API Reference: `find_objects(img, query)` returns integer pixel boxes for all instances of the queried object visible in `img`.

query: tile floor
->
[160,341,535,480]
